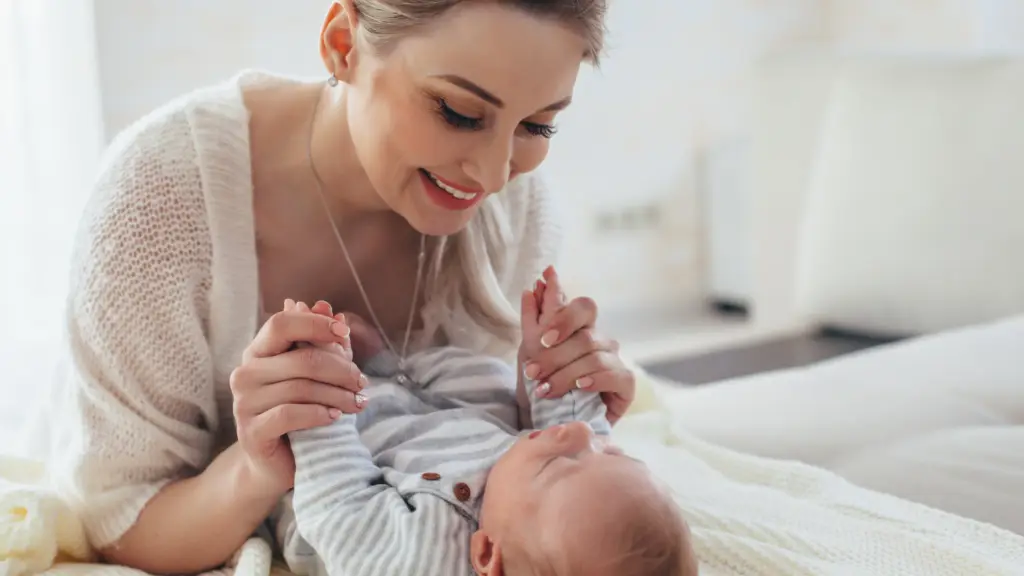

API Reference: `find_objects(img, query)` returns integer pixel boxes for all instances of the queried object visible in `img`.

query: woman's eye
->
[436,98,483,131]
[522,122,558,139]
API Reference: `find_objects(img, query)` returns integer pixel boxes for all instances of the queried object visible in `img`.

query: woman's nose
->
[462,136,512,193]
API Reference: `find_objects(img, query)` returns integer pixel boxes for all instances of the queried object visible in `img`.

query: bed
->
[3,313,1024,575]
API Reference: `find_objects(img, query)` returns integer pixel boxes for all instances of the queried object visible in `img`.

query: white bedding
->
[3,317,1024,574]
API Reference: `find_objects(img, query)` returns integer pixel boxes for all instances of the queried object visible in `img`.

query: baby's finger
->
[542,266,568,306]
[521,289,540,334]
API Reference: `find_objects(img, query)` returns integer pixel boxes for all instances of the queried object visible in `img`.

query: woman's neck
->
[248,79,388,231]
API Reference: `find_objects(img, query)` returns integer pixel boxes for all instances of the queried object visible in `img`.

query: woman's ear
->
[470,531,505,575]
[319,0,360,83]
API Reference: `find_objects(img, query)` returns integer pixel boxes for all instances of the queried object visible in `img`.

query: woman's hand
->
[518,267,636,424]
[229,299,368,495]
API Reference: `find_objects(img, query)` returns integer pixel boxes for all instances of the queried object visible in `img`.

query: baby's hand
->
[340,311,386,366]
[536,267,567,328]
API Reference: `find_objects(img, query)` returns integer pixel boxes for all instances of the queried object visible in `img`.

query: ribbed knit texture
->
[46,69,561,561]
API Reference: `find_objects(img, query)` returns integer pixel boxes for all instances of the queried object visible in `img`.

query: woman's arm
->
[101,443,285,574]
[52,109,261,574]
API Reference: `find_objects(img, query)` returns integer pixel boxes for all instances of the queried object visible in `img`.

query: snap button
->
[421,472,441,481]
[453,482,471,502]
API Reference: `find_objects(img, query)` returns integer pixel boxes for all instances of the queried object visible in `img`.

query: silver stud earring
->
[327,74,339,87]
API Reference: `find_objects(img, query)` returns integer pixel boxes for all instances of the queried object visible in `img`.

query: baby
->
[284,282,697,576]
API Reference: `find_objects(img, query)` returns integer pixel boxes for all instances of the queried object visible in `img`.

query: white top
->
[50,70,562,549]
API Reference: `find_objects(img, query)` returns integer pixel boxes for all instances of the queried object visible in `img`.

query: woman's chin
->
[402,204,477,238]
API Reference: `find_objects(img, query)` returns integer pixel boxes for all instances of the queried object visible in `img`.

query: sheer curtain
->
[0,0,105,444]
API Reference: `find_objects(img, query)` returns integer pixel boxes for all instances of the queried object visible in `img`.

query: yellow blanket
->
[3,364,1023,575]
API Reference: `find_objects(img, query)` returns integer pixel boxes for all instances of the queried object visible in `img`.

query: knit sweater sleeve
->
[52,105,218,548]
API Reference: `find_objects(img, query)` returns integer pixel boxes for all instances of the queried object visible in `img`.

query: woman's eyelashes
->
[435,98,482,130]
[433,98,557,139]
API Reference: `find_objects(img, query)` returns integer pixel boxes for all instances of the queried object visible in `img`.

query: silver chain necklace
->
[307,80,426,385]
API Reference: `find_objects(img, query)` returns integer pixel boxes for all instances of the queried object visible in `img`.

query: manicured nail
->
[284,298,296,310]
[525,363,540,380]
[296,302,310,312]
[536,383,551,398]
[575,377,594,389]
[358,374,369,390]
[356,394,368,408]
[331,321,350,338]
[540,330,559,348]
[335,313,345,322]
[328,408,341,420]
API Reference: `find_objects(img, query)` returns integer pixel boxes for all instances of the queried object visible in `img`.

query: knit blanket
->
[3,365,1023,576]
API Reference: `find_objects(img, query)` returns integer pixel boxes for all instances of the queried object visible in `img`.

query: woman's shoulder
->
[97,72,255,185]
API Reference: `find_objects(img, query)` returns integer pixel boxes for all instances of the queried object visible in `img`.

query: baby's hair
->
[504,488,698,576]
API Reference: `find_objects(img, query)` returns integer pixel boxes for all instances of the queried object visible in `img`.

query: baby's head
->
[471,421,698,576]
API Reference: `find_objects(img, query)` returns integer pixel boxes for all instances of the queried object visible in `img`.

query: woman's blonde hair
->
[350,0,607,353]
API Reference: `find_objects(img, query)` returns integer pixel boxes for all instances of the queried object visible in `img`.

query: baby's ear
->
[469,531,504,575]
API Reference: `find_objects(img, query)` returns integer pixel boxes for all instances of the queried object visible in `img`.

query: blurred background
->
[3,1,1024,428]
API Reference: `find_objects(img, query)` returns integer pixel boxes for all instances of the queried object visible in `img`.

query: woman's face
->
[324,2,588,236]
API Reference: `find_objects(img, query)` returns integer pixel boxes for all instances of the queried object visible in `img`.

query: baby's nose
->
[560,421,595,445]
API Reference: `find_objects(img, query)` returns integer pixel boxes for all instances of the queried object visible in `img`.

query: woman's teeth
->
[426,171,478,200]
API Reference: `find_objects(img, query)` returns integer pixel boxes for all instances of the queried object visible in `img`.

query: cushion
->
[794,56,1024,336]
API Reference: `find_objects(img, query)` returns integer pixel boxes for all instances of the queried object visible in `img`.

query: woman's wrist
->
[220,443,291,518]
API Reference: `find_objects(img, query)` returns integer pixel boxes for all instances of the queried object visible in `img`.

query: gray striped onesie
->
[282,346,610,576]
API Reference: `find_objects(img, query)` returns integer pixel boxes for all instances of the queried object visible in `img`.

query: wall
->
[93,0,328,138]
[746,0,1024,327]
[544,0,826,317]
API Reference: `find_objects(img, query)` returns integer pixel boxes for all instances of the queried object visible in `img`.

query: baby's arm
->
[285,306,460,576]
[289,418,462,575]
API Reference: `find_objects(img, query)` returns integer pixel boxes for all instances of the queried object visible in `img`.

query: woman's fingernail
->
[297,302,310,312]
[525,363,540,380]
[328,408,341,420]
[576,377,594,389]
[536,383,551,398]
[331,321,350,338]
[356,394,368,408]
[540,330,559,348]
[284,298,296,310]
[335,312,345,322]
[359,374,369,389]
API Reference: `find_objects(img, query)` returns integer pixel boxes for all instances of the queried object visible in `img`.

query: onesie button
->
[421,472,441,481]
[454,482,471,502]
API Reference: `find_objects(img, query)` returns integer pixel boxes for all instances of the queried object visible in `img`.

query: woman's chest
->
[256,232,426,333]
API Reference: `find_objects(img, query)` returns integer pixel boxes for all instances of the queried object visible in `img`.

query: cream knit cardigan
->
[48,71,560,552]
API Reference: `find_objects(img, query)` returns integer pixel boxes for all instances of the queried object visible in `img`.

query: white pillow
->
[795,57,1024,336]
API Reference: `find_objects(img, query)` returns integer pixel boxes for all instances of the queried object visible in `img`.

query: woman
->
[53,1,635,573]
